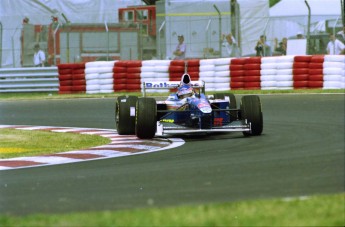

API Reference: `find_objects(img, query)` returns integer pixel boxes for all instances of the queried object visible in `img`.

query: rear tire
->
[240,95,263,136]
[213,93,237,120]
[115,96,138,135]
[135,98,157,139]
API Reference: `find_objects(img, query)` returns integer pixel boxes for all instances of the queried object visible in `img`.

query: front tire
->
[115,96,138,135]
[240,95,263,136]
[135,98,157,139]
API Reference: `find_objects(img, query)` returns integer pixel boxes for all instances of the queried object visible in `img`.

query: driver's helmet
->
[177,84,194,99]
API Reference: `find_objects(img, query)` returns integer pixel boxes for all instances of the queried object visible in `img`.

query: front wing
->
[156,110,251,136]
[156,121,251,136]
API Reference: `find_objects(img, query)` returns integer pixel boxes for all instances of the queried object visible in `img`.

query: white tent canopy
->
[266,0,342,41]
[0,0,142,67]
[269,0,342,24]
[1,0,269,67]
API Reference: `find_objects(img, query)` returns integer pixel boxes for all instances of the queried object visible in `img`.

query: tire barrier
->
[323,55,345,89]
[261,56,277,90]
[213,58,231,91]
[142,60,169,93]
[85,61,116,94]
[244,57,261,90]
[169,59,200,92]
[199,59,215,92]
[126,60,142,92]
[57,55,345,94]
[230,58,246,89]
[309,55,325,88]
[275,56,294,90]
[58,63,85,94]
[293,55,312,89]
[113,61,127,92]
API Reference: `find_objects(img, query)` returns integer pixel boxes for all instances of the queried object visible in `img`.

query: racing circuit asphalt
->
[0,94,344,215]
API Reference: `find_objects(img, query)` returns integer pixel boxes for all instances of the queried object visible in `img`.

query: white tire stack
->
[85,61,101,94]
[199,59,215,92]
[213,58,232,91]
[150,60,171,93]
[260,57,277,90]
[98,61,116,93]
[275,56,294,89]
[323,55,345,89]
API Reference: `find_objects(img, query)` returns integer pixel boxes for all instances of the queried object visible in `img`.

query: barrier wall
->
[58,63,85,94]
[57,55,345,94]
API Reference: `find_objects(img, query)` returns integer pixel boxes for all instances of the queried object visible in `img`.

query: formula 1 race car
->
[115,74,263,139]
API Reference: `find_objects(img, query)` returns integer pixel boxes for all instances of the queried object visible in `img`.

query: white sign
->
[287,39,307,55]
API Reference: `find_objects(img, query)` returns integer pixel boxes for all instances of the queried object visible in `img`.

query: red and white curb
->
[0,125,184,171]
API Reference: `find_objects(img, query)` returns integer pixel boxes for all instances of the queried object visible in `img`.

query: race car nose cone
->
[200,106,212,113]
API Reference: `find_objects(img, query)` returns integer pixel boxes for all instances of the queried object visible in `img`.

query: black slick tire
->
[240,95,263,136]
[115,95,138,135]
[135,97,157,139]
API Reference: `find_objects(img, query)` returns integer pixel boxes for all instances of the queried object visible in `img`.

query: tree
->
[269,0,281,7]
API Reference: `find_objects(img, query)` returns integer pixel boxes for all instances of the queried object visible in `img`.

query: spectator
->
[255,35,271,56]
[173,35,186,60]
[221,33,239,57]
[327,33,345,55]
[297,31,304,39]
[33,44,46,67]
[274,37,287,55]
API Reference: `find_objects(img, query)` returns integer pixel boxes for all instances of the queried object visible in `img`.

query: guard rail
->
[0,67,59,93]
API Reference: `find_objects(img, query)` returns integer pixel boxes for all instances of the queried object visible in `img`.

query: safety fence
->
[57,55,345,94]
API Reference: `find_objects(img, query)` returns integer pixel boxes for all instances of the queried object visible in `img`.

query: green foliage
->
[269,0,281,7]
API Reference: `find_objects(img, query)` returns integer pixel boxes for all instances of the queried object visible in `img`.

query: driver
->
[177,73,194,99]
[177,84,194,99]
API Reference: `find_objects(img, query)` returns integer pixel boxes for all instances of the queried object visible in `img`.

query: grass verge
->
[0,193,343,226]
[0,129,110,159]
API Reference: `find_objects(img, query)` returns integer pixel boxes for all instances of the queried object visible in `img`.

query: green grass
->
[1,193,343,226]
[0,129,110,159]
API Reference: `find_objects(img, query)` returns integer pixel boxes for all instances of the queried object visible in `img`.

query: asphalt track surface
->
[0,94,344,215]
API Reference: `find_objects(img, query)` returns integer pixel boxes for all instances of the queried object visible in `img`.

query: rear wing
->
[142,81,205,97]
